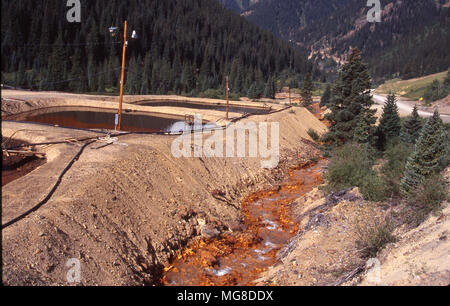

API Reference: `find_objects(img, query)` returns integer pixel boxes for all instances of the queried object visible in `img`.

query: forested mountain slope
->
[1,0,311,95]
[222,0,450,82]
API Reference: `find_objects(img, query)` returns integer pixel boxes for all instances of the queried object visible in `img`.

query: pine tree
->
[400,105,423,144]
[378,93,401,142]
[301,73,313,107]
[264,77,276,99]
[320,84,331,108]
[323,48,377,146]
[444,69,450,88]
[354,116,371,144]
[400,110,448,196]
[247,82,260,99]
[69,48,86,92]
[47,32,67,91]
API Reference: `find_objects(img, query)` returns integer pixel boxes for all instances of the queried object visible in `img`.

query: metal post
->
[118,20,127,130]
[226,76,229,119]
[289,86,291,105]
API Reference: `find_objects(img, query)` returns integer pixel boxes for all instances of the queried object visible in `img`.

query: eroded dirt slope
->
[2,106,326,285]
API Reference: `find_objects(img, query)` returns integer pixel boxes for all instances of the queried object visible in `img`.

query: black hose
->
[1,140,96,229]
[1,106,294,229]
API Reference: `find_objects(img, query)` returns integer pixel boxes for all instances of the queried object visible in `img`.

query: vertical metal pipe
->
[118,20,127,130]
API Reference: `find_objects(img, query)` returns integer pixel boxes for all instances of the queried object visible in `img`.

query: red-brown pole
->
[289,86,291,105]
[226,76,229,119]
[118,20,127,130]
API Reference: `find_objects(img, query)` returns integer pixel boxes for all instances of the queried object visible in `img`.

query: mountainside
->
[1,0,311,95]
[221,0,350,39]
[222,0,450,82]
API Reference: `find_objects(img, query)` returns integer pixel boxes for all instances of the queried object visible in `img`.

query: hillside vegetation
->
[375,71,449,101]
[1,0,311,97]
[223,0,450,83]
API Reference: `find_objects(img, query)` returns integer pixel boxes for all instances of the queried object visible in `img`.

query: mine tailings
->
[162,159,327,286]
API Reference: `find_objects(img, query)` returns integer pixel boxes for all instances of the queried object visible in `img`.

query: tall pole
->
[289,86,291,105]
[226,76,229,119]
[118,20,127,130]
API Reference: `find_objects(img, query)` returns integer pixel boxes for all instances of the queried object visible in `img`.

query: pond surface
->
[2,139,46,186]
[136,100,272,115]
[5,107,218,133]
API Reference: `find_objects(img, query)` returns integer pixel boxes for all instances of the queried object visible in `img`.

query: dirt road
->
[372,93,450,123]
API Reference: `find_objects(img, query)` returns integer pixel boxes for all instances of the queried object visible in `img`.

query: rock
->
[200,225,220,239]
[226,221,244,232]
[197,218,206,227]
[199,250,218,266]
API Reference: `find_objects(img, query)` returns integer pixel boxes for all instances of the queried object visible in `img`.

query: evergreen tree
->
[378,93,401,146]
[1,0,314,96]
[400,110,448,196]
[444,69,450,89]
[400,105,423,144]
[247,82,260,99]
[264,77,276,99]
[301,73,313,107]
[47,33,68,91]
[353,116,371,144]
[69,48,86,92]
[323,48,377,146]
[320,84,331,108]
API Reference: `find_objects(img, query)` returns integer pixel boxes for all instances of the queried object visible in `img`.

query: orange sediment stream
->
[162,159,326,286]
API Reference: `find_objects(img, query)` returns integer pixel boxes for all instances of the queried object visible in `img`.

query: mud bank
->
[2,103,326,285]
[162,160,326,286]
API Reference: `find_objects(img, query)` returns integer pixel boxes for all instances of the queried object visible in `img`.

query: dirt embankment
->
[356,205,450,286]
[256,185,449,286]
[2,102,326,285]
[1,90,285,125]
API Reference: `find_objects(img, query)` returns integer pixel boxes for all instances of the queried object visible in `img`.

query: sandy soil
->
[1,91,327,285]
[256,181,449,286]
[357,204,450,286]
[254,187,388,286]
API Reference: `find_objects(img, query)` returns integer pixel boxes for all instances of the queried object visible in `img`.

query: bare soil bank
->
[1,101,326,285]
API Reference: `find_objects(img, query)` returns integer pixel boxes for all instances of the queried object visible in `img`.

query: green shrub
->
[360,172,390,202]
[199,89,222,99]
[307,128,320,141]
[324,143,374,193]
[356,217,396,258]
[402,174,448,227]
[199,89,240,101]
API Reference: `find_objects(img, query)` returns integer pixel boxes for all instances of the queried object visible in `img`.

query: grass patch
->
[356,215,396,258]
[307,128,320,141]
[375,71,447,100]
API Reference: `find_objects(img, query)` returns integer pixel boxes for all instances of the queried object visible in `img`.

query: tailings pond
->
[2,139,46,186]
[4,106,218,133]
[135,100,272,115]
[162,159,326,286]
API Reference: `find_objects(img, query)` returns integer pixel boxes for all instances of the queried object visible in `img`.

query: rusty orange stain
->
[162,159,327,286]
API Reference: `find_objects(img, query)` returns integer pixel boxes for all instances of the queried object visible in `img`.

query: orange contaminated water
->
[162,159,326,286]
[310,102,331,127]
